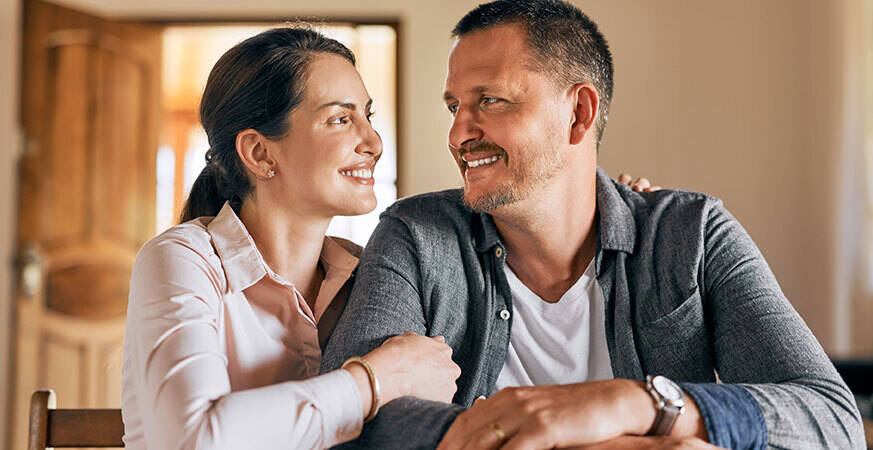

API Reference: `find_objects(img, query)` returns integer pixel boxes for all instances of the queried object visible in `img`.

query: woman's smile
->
[339,160,377,185]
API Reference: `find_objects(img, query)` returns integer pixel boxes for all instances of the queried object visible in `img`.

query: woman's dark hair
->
[180,26,356,222]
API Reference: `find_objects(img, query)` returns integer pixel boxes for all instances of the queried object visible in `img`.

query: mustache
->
[460,142,506,159]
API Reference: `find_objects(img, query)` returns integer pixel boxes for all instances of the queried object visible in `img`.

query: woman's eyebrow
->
[318,99,374,111]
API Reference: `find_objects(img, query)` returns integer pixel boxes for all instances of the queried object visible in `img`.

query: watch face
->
[653,376,682,401]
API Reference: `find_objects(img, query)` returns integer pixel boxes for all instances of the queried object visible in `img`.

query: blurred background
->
[0,0,871,448]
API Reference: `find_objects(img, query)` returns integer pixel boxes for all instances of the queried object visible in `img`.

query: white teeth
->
[341,169,373,178]
[466,155,501,168]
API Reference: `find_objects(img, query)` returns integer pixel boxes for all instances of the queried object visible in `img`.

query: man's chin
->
[463,186,518,213]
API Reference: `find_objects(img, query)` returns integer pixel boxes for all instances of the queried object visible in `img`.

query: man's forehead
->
[445,25,534,90]
[449,23,529,64]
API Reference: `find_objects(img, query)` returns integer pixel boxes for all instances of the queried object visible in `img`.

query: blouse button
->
[495,247,504,258]
[499,309,511,321]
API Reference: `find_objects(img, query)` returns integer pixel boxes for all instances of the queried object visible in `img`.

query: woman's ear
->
[568,82,599,146]
[235,129,275,180]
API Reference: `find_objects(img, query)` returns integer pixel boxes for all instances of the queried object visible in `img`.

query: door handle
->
[16,243,43,299]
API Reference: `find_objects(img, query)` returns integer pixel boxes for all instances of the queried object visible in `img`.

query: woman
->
[122,27,461,449]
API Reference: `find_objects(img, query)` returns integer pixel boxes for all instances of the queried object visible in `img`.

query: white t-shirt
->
[496,259,613,389]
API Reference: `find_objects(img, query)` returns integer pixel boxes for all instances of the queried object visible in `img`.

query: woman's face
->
[268,53,382,218]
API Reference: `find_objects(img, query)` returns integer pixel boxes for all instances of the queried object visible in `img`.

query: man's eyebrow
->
[318,99,374,110]
[443,86,490,102]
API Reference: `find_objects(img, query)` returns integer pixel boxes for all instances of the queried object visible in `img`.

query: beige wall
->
[0,7,867,440]
[840,0,873,356]
[0,0,21,445]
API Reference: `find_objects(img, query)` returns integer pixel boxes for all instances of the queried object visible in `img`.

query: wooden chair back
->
[28,389,124,449]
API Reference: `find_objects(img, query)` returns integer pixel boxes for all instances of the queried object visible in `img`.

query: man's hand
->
[617,173,661,192]
[437,380,657,450]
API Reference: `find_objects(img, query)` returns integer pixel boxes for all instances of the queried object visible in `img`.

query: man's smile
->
[462,154,503,168]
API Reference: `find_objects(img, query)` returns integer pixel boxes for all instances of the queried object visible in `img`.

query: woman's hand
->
[617,173,661,192]
[364,332,461,406]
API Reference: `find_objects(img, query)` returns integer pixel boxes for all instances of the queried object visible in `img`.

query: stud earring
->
[266,169,275,179]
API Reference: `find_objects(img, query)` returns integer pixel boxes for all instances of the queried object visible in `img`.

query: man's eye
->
[446,104,458,114]
[481,97,501,106]
[329,116,350,125]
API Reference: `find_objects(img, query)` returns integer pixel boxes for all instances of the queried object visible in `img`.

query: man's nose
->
[448,107,483,151]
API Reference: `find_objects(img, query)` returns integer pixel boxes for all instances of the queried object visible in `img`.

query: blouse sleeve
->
[124,230,363,450]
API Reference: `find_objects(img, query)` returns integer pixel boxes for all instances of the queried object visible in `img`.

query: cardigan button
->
[499,309,511,320]
[495,247,504,258]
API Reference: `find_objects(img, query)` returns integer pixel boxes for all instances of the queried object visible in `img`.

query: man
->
[321,1,865,448]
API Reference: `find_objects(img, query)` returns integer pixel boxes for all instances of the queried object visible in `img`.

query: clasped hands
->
[436,379,722,450]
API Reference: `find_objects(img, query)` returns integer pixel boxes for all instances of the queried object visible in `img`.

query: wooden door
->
[11,1,161,448]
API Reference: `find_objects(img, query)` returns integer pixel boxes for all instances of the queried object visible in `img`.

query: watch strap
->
[647,403,681,436]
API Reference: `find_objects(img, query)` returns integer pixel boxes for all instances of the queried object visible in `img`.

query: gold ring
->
[489,423,506,441]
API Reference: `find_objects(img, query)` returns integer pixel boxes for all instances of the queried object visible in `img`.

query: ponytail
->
[179,163,225,222]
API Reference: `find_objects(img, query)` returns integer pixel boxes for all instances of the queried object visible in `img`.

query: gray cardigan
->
[321,167,864,449]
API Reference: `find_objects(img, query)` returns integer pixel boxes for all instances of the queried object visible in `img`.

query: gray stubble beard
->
[464,181,520,212]
[463,147,567,213]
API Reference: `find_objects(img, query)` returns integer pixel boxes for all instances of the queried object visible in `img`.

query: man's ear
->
[568,82,599,146]
[236,128,275,180]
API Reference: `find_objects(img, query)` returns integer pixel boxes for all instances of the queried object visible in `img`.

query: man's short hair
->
[452,0,614,146]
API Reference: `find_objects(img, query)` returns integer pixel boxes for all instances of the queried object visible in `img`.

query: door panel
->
[11,1,161,449]
[43,336,85,405]
[45,41,90,244]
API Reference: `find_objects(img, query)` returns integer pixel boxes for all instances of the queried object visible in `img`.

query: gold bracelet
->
[342,356,380,423]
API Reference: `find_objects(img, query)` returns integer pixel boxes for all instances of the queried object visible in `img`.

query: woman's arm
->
[126,232,363,449]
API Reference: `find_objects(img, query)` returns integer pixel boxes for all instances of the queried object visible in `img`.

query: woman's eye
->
[329,116,350,125]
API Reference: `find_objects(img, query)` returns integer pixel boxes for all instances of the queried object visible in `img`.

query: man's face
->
[443,23,571,212]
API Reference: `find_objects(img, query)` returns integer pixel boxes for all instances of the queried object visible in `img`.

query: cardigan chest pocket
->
[637,287,714,380]
[638,287,706,348]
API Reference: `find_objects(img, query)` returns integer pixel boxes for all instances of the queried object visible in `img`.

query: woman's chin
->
[336,196,377,217]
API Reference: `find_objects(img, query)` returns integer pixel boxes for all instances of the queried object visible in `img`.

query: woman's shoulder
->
[128,218,226,324]
[133,217,224,283]
[139,218,216,258]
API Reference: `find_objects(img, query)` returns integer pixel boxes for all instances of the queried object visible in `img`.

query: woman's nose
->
[356,122,383,158]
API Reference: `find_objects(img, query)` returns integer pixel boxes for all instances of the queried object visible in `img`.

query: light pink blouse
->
[122,202,364,450]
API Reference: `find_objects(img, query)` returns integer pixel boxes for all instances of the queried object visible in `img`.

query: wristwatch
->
[645,375,686,436]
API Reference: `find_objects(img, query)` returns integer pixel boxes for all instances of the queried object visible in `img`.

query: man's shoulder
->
[613,185,748,277]
[614,182,724,225]
[382,188,471,224]
[599,177,731,257]
[369,188,480,255]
